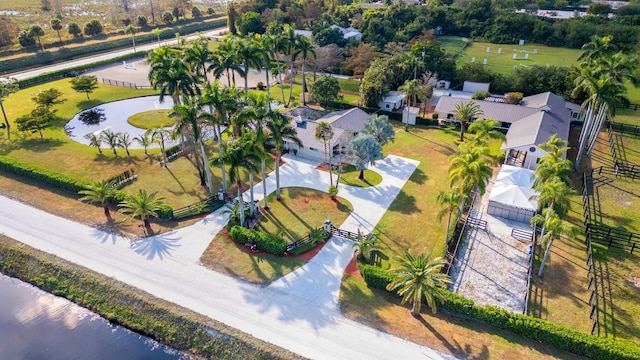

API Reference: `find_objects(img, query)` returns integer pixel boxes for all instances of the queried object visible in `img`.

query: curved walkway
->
[0,155,453,360]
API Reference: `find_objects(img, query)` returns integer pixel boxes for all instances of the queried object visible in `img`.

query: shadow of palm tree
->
[131,231,181,260]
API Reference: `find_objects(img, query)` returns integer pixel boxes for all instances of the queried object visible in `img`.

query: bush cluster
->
[228,226,287,255]
[359,264,640,360]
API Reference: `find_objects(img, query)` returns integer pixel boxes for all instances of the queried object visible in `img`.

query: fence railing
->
[523,238,535,315]
[606,121,621,170]
[443,190,479,276]
[581,173,600,335]
[616,102,640,111]
[102,78,152,89]
[171,196,224,220]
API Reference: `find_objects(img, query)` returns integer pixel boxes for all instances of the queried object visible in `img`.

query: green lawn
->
[438,36,470,56]
[127,109,173,129]
[614,108,640,127]
[460,41,582,75]
[257,187,353,242]
[339,165,382,188]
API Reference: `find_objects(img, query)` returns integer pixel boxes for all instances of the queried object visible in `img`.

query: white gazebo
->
[487,165,539,223]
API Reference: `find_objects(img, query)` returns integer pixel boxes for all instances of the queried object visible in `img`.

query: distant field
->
[438,36,470,56]
[459,41,582,75]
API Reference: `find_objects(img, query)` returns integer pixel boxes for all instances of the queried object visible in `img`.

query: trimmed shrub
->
[471,90,491,100]
[228,226,287,255]
[0,155,89,192]
[359,265,640,360]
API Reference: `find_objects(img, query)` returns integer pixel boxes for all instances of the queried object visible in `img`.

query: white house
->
[434,91,581,170]
[329,25,363,41]
[378,91,406,111]
[284,107,370,162]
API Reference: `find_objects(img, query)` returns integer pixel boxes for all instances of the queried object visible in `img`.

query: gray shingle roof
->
[435,97,539,124]
[290,118,344,150]
[317,107,370,132]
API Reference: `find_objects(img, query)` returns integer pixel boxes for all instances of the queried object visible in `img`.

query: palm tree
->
[135,130,154,155]
[211,37,243,87]
[578,35,616,63]
[448,146,493,195]
[347,134,383,180]
[170,97,215,195]
[467,118,505,147]
[282,24,297,106]
[352,229,377,262]
[235,37,263,93]
[315,121,334,187]
[267,25,289,105]
[211,133,262,227]
[101,129,120,155]
[201,81,237,192]
[119,189,167,228]
[125,24,138,51]
[257,33,275,106]
[148,47,198,106]
[151,127,172,166]
[398,79,424,132]
[244,92,272,208]
[531,208,577,277]
[535,134,572,186]
[363,114,395,146]
[293,35,316,105]
[452,101,483,142]
[184,36,212,85]
[0,76,19,139]
[117,132,133,157]
[78,180,116,216]
[267,112,302,201]
[85,132,102,154]
[436,186,468,244]
[386,249,451,316]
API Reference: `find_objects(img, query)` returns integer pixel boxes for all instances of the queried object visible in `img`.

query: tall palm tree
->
[117,132,133,157]
[267,25,288,105]
[467,118,505,147]
[184,36,212,85]
[235,37,263,93]
[201,81,238,192]
[315,121,334,187]
[267,112,302,201]
[211,37,244,87]
[244,92,272,208]
[148,47,198,106]
[170,97,215,195]
[448,146,493,195]
[398,79,424,132]
[386,249,451,316]
[85,132,102,154]
[293,35,316,105]
[211,133,262,227]
[0,77,19,140]
[257,33,275,107]
[436,186,468,244]
[535,134,572,186]
[101,129,120,155]
[352,229,377,262]
[452,101,483,142]
[135,130,154,155]
[78,180,116,216]
[531,208,577,277]
[282,24,297,106]
[119,189,167,228]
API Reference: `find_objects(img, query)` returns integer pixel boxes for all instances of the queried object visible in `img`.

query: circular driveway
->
[65,96,174,149]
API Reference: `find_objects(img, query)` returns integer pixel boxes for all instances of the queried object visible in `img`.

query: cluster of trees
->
[14,88,66,139]
[17,18,104,49]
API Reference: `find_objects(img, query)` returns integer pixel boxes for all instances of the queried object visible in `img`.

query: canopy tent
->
[488,165,539,223]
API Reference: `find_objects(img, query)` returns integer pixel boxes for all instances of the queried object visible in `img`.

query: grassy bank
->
[0,234,302,360]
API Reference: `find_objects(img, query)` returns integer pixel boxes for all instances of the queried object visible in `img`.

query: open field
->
[459,41,582,75]
[614,108,640,127]
[438,36,470,56]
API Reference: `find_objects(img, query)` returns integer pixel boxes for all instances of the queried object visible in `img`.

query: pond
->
[0,274,188,360]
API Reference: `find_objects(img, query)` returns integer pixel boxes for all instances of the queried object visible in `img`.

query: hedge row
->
[228,226,287,255]
[0,236,297,360]
[0,156,173,219]
[1,17,227,76]
[359,264,640,360]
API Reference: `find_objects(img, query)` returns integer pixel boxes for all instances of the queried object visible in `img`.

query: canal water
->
[0,274,188,360]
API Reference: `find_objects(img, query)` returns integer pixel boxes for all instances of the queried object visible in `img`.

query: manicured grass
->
[340,273,583,359]
[127,109,173,129]
[614,108,640,127]
[257,187,353,242]
[267,83,303,107]
[0,235,300,360]
[339,165,382,188]
[439,36,470,56]
[460,41,582,75]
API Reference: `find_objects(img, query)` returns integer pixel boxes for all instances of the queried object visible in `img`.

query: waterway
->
[0,274,188,360]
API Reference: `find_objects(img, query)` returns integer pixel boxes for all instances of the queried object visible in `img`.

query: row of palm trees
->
[573,35,639,169]
[436,118,504,243]
[85,129,167,157]
[530,134,576,277]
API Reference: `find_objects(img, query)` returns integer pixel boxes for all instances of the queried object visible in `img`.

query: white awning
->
[495,164,537,188]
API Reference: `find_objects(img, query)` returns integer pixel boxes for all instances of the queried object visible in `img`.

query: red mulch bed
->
[315,163,331,172]
[344,256,363,279]
[272,154,285,166]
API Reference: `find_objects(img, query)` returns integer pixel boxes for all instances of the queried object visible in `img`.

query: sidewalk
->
[0,154,453,360]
